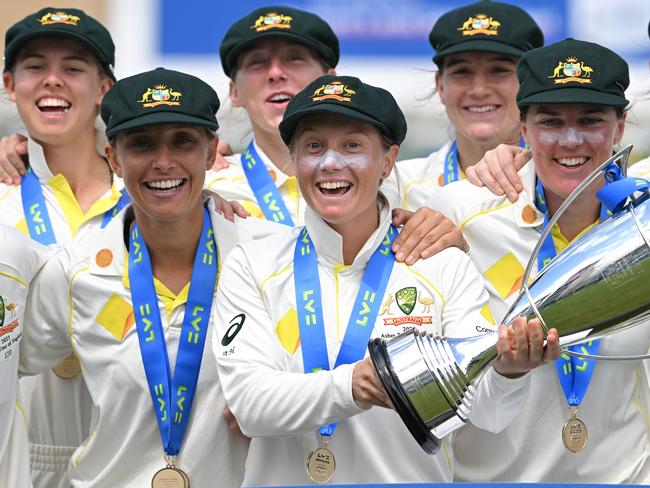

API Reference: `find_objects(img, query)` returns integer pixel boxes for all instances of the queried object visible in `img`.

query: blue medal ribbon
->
[101,188,132,228]
[21,168,131,243]
[293,224,397,438]
[534,180,604,410]
[442,141,461,185]
[21,168,57,245]
[128,207,218,456]
[241,141,294,226]
[442,136,526,185]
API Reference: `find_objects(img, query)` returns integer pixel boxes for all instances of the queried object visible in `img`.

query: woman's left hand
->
[391,207,469,265]
[352,357,392,409]
[493,317,561,378]
[208,192,250,221]
[223,406,251,442]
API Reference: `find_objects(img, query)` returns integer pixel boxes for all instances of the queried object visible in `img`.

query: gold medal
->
[152,455,189,488]
[151,467,188,488]
[562,407,588,453]
[177,467,190,487]
[52,353,81,379]
[306,436,336,484]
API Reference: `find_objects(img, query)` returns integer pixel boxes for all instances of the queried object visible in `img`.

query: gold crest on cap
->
[458,14,500,36]
[251,12,293,32]
[548,57,593,84]
[138,84,182,108]
[312,81,356,102]
[38,11,81,26]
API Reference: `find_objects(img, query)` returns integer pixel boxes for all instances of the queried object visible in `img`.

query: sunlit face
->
[229,38,332,140]
[522,104,626,201]
[2,36,112,146]
[107,124,217,224]
[436,52,520,146]
[292,114,398,231]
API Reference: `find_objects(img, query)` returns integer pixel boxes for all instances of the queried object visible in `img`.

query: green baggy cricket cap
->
[279,75,407,146]
[517,38,629,108]
[101,67,220,139]
[4,7,115,79]
[220,6,339,78]
[429,0,543,66]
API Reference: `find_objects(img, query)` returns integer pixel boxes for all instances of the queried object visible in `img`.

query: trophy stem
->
[369,330,500,453]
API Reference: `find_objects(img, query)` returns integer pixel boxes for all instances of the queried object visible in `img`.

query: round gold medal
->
[177,467,190,487]
[151,467,188,488]
[562,416,588,453]
[52,353,81,379]
[306,446,336,484]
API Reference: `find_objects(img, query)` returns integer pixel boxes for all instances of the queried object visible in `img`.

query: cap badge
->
[38,11,81,26]
[138,84,182,108]
[312,81,356,102]
[458,14,500,36]
[251,12,293,32]
[548,57,593,85]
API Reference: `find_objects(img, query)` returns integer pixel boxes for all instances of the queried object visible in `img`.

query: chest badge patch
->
[396,287,416,315]
[381,287,433,327]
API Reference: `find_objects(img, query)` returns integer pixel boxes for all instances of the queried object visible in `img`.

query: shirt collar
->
[304,194,393,268]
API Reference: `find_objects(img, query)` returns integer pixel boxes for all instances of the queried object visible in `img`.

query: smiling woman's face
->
[522,104,625,202]
[229,38,331,142]
[107,124,217,224]
[436,51,520,147]
[3,36,112,146]
[292,113,397,230]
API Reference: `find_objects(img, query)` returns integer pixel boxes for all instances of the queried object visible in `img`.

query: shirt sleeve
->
[213,245,364,438]
[19,248,73,375]
[467,365,532,433]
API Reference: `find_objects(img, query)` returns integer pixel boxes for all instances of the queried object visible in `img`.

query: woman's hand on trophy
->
[352,357,393,409]
[493,317,561,378]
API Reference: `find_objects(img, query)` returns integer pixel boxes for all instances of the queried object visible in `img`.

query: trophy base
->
[368,337,441,454]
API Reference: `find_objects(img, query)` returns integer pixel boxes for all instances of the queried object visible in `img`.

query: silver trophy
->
[369,145,650,454]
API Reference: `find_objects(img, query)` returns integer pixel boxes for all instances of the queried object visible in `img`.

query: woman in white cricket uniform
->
[394,0,543,211]
[1,9,122,487]
[428,39,650,483]
[0,226,50,488]
[19,68,279,487]
[213,74,560,486]
[206,5,338,225]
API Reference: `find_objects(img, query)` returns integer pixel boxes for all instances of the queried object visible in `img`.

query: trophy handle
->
[516,145,650,361]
